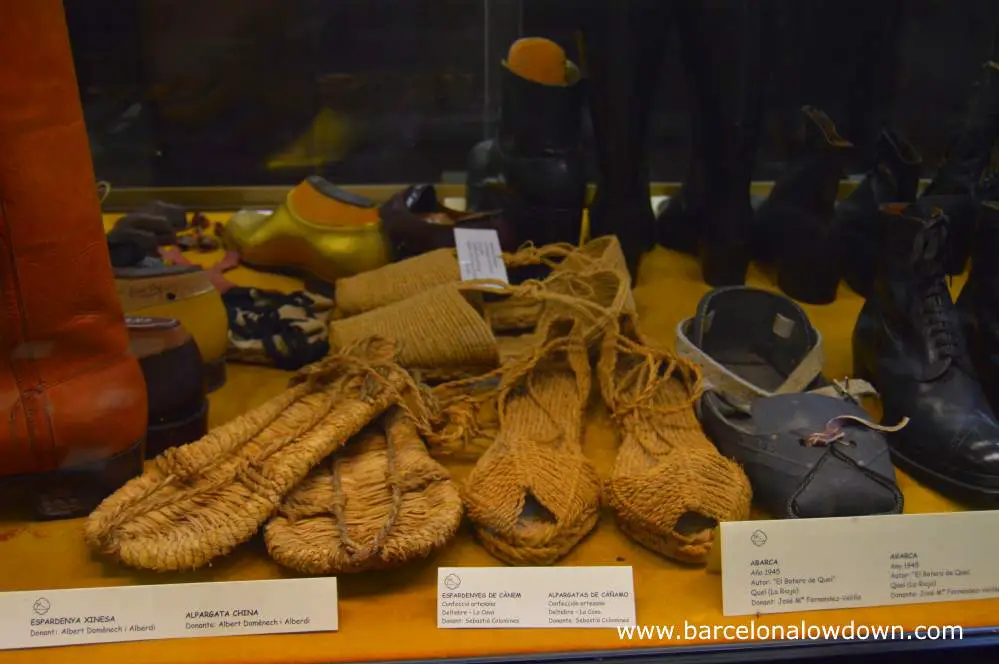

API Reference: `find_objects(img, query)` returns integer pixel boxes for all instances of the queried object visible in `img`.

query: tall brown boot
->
[0,0,147,518]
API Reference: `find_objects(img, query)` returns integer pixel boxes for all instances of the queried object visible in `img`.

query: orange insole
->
[288,181,379,228]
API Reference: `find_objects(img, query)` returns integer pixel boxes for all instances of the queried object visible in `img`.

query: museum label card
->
[722,511,999,616]
[437,566,635,628]
[454,228,509,286]
[0,577,337,650]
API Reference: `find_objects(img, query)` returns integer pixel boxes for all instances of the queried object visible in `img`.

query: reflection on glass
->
[66,0,999,189]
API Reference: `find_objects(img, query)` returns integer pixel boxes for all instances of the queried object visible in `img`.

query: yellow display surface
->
[0,215,993,663]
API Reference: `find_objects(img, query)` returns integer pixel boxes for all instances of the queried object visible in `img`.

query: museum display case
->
[4,0,999,662]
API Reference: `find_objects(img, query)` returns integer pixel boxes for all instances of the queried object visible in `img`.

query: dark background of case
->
[67,0,999,188]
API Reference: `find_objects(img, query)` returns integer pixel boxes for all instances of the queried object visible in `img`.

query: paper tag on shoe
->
[721,511,999,616]
[0,578,337,650]
[437,566,635,628]
[454,228,508,287]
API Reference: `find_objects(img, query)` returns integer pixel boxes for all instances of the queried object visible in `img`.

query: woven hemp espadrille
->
[598,314,753,564]
[333,242,576,319]
[328,236,633,383]
[459,265,633,565]
[84,337,422,571]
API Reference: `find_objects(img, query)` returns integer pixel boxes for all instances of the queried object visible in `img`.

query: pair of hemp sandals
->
[85,236,753,573]
[85,335,460,574]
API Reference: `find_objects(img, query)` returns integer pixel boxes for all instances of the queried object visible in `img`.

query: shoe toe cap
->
[791,454,902,518]
[954,435,999,474]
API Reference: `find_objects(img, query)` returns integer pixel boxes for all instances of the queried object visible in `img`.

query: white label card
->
[437,566,635,629]
[454,228,509,286]
[722,511,999,616]
[0,577,337,650]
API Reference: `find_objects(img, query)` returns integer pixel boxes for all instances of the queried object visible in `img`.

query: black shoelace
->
[910,218,960,360]
[223,287,329,371]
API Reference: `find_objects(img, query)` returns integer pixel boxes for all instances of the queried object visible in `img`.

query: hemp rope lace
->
[414,270,626,456]
[264,409,462,574]
[803,415,911,447]
[331,428,403,561]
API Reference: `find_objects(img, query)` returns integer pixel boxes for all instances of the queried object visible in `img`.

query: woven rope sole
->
[264,408,462,574]
[84,338,414,572]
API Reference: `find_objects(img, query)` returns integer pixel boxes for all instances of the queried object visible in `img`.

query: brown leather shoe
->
[380,184,514,260]
[0,0,147,519]
[127,317,208,458]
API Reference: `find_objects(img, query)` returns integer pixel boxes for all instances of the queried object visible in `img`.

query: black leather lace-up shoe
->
[853,203,999,504]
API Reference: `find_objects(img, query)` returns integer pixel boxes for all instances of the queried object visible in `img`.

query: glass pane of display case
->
[3,1,999,662]
[70,0,999,190]
[69,0,521,187]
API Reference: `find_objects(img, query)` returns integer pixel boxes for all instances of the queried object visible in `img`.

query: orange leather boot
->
[0,0,147,518]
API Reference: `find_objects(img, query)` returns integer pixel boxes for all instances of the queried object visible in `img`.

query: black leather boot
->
[958,201,999,411]
[466,39,586,248]
[853,203,999,504]
[921,62,999,276]
[839,128,922,296]
[753,106,853,304]
[583,0,668,279]
[856,128,922,204]
[655,0,767,287]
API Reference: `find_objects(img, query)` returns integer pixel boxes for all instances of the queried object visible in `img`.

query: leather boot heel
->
[204,357,227,393]
[776,220,841,304]
[701,242,750,287]
[700,200,754,287]
[146,400,209,459]
[533,204,583,248]
[655,196,700,255]
[32,438,146,520]
[505,194,583,248]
